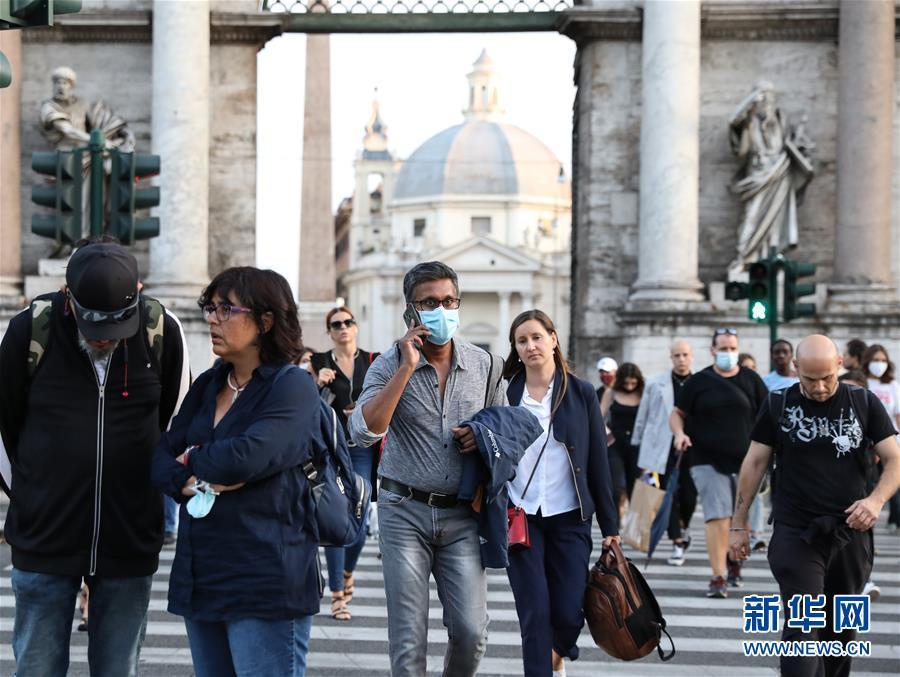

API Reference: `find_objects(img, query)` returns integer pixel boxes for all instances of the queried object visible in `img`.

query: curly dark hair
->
[612,362,645,396]
[198,267,303,365]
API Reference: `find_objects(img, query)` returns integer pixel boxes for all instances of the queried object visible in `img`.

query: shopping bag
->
[621,479,666,553]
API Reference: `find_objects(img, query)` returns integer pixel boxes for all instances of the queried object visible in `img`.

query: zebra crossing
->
[0,506,898,676]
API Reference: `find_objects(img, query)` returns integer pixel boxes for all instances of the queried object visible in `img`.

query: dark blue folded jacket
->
[459,406,543,569]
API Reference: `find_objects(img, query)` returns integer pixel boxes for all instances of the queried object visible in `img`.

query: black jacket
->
[0,291,189,577]
[507,368,619,537]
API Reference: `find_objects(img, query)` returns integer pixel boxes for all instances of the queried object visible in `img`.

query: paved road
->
[0,498,898,676]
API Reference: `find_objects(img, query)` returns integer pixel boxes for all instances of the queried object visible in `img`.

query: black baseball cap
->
[65,243,141,341]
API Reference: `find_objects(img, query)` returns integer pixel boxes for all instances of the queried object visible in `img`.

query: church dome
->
[393,121,564,200]
[393,49,566,202]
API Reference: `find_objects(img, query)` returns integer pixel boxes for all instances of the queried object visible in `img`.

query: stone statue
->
[39,66,135,153]
[728,81,814,275]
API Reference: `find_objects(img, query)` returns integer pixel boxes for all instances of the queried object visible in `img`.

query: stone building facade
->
[562,0,899,378]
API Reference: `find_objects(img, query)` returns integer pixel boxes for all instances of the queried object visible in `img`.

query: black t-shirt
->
[311,349,378,436]
[675,366,768,474]
[751,383,897,528]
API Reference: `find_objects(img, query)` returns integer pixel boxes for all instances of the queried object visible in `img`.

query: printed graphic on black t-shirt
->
[752,383,897,528]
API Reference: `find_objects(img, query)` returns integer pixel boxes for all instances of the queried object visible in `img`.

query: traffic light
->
[783,259,817,321]
[0,0,82,29]
[747,259,774,322]
[31,149,82,243]
[108,150,160,244]
[725,281,749,302]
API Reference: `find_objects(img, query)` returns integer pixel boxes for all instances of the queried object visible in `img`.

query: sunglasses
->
[329,318,356,331]
[714,328,738,336]
[69,293,139,323]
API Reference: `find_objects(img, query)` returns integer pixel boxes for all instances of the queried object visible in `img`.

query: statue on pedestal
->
[39,66,134,153]
[728,81,814,275]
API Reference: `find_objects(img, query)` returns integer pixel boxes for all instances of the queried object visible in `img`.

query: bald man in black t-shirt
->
[730,335,900,677]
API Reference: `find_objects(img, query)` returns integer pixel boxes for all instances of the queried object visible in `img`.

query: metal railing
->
[259,0,574,32]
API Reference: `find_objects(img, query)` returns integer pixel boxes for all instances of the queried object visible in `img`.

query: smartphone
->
[403,303,422,330]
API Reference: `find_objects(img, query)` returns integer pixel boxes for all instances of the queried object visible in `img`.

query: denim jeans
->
[184,615,313,677]
[164,494,179,533]
[324,445,375,592]
[377,486,488,677]
[11,568,152,677]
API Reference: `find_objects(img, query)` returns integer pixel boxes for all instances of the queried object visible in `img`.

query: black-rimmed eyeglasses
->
[202,303,253,323]
[412,297,461,312]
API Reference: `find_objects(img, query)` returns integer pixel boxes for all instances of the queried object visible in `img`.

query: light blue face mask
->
[419,307,460,345]
[186,483,218,519]
[715,351,739,371]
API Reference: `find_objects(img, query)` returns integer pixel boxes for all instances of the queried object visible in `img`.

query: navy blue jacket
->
[152,360,322,621]
[507,368,619,537]
[459,406,544,569]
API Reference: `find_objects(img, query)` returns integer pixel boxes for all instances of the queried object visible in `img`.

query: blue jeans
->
[11,568,152,677]
[184,615,313,677]
[324,445,375,592]
[377,486,488,677]
[164,494,179,533]
[507,509,592,677]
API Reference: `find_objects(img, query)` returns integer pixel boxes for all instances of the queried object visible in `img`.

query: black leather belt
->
[380,477,459,509]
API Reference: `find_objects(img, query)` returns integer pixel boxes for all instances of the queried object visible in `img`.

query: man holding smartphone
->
[349,261,506,677]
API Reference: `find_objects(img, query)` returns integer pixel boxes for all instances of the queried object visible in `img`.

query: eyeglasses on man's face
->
[412,297,461,312]
[202,302,253,323]
[329,318,356,331]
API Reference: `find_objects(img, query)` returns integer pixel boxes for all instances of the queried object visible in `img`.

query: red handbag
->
[507,506,530,549]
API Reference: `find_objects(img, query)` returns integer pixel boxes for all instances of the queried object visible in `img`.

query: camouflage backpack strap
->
[27,299,54,379]
[143,296,165,371]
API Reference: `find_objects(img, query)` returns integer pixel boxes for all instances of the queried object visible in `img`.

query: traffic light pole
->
[89,129,104,237]
[767,246,780,356]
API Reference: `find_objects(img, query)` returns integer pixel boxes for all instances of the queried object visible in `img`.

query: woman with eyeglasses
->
[310,306,380,622]
[152,267,320,677]
[504,310,619,677]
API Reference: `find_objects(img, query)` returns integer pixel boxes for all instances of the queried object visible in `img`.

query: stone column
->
[298,34,336,302]
[830,0,896,305]
[497,291,510,350]
[630,0,704,303]
[148,0,210,298]
[0,31,22,298]
[521,291,534,313]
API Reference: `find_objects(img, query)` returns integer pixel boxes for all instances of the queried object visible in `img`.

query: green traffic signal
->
[0,50,10,88]
[747,260,773,323]
[108,150,161,244]
[30,149,82,243]
[0,0,81,28]
[784,259,817,321]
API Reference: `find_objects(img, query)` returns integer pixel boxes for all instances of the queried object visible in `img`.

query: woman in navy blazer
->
[504,310,619,677]
[152,267,321,677]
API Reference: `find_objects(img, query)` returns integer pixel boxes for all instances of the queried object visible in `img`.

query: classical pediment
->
[431,236,540,273]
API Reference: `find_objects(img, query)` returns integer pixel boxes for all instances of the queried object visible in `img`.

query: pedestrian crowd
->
[0,240,898,677]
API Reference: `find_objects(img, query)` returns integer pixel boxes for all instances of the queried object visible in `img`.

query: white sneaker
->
[552,663,567,677]
[863,580,881,601]
[667,543,686,566]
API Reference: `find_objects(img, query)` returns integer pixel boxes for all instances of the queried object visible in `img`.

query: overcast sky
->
[255,32,576,296]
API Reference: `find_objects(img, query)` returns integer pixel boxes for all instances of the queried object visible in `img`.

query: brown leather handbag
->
[584,541,675,662]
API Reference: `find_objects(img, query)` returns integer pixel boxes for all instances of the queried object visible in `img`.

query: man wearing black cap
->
[0,240,190,676]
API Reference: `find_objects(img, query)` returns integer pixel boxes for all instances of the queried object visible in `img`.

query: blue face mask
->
[186,485,217,519]
[418,307,460,345]
[715,351,739,371]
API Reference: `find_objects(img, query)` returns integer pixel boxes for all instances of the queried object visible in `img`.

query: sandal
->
[330,595,351,622]
[342,571,355,602]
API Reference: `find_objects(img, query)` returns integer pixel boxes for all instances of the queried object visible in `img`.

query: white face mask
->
[715,351,739,371]
[298,361,311,371]
[869,360,888,378]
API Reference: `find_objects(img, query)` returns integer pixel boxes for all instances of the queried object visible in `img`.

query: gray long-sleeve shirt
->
[349,340,507,494]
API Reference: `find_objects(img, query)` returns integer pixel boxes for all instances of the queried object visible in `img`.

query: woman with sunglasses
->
[504,310,619,677]
[310,306,380,621]
[152,267,320,676]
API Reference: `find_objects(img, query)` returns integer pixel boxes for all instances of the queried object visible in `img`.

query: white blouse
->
[508,382,579,517]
